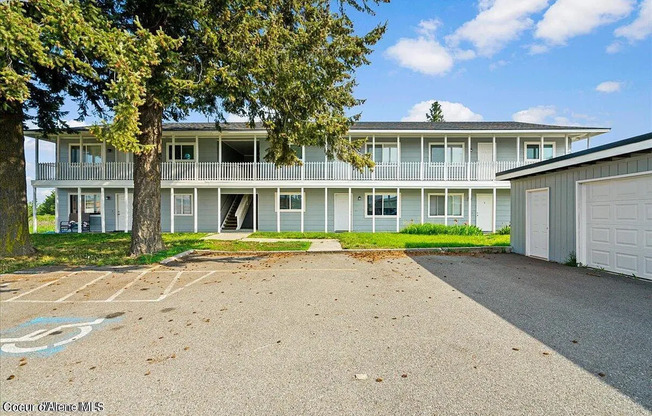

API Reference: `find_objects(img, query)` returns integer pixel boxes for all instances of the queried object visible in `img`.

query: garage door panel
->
[582,173,652,280]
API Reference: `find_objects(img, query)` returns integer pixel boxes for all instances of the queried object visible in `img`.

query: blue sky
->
[26,0,652,202]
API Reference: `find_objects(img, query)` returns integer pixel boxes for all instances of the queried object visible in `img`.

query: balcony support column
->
[124,187,129,233]
[420,188,424,224]
[516,136,520,162]
[195,136,199,180]
[492,188,497,233]
[77,188,82,234]
[101,187,105,233]
[170,188,175,233]
[35,137,39,178]
[420,135,424,180]
[396,135,400,180]
[252,187,257,232]
[217,188,221,233]
[101,139,106,180]
[324,187,328,233]
[253,135,257,181]
[193,187,198,233]
[586,134,590,149]
[467,135,471,181]
[443,135,448,181]
[79,135,83,180]
[565,134,569,154]
[492,136,496,162]
[300,187,305,233]
[348,135,352,181]
[396,187,400,232]
[348,188,352,232]
[540,135,544,160]
[324,139,328,180]
[444,188,449,226]
[372,187,376,233]
[276,187,281,232]
[301,146,305,181]
[56,135,60,180]
[171,135,176,180]
[372,135,375,181]
[32,186,37,233]
[55,188,59,233]
[468,188,472,226]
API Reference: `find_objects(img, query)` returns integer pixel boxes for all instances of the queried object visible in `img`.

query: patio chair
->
[60,213,91,233]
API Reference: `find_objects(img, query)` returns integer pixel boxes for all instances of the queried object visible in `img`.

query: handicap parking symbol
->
[0,314,123,356]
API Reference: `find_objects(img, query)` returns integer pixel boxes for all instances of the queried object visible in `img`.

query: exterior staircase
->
[221,195,243,231]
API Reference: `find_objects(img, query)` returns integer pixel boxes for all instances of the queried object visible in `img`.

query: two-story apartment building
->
[29,122,608,234]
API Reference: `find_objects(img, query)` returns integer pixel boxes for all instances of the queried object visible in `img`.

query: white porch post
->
[516,136,520,163]
[396,187,400,232]
[348,187,352,232]
[324,187,328,233]
[100,187,106,233]
[276,187,281,232]
[468,188,472,226]
[193,187,198,233]
[540,135,544,160]
[253,135,257,181]
[54,188,59,233]
[467,135,471,181]
[124,187,129,233]
[324,139,328,180]
[35,137,39,176]
[101,140,106,180]
[420,135,424,180]
[77,188,82,234]
[492,136,496,161]
[492,188,497,233]
[32,186,37,233]
[565,134,569,155]
[170,188,175,233]
[56,135,60,180]
[300,187,304,233]
[444,188,449,226]
[301,146,305,181]
[348,135,352,181]
[218,134,222,181]
[194,136,199,180]
[443,135,448,181]
[371,135,376,181]
[587,134,590,149]
[420,188,424,224]
[79,135,83,178]
[171,135,176,180]
[372,187,376,233]
[217,188,221,233]
[396,136,400,180]
[252,187,257,232]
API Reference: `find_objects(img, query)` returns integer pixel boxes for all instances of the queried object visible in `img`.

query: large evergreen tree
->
[88,0,387,255]
[426,101,445,122]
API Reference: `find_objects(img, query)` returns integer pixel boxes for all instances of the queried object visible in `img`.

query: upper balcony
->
[36,160,534,183]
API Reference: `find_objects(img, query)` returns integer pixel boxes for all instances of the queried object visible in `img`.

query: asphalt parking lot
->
[1,252,650,415]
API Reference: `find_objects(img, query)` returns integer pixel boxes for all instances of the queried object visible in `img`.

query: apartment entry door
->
[476,193,493,232]
[116,193,133,231]
[334,193,349,231]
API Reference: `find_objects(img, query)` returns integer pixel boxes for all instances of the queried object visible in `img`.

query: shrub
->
[496,224,511,235]
[400,223,484,236]
[564,251,577,267]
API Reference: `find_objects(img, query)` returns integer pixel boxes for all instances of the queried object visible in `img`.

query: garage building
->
[497,132,652,280]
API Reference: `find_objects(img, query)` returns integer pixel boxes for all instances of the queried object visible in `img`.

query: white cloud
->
[595,81,623,93]
[402,100,484,122]
[225,113,249,123]
[65,119,89,128]
[512,105,557,123]
[527,43,550,54]
[535,0,634,45]
[606,40,623,53]
[489,59,509,70]
[385,20,454,76]
[447,0,550,57]
[614,0,652,41]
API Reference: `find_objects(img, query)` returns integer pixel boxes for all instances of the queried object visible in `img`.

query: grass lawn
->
[28,214,56,233]
[250,231,510,249]
[1,233,309,274]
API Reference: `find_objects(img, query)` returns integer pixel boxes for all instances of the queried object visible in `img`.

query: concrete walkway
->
[242,237,342,252]
[202,231,252,241]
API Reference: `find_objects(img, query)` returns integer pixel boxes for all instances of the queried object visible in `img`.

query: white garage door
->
[580,173,652,280]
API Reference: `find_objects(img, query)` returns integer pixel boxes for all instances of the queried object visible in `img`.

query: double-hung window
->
[168,144,195,161]
[366,144,398,164]
[70,144,102,164]
[525,143,554,161]
[174,194,193,216]
[278,192,303,212]
[430,144,464,163]
[366,193,398,217]
[429,194,463,217]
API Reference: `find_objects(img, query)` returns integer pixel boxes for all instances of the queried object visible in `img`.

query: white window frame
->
[364,192,399,218]
[277,191,305,212]
[166,143,196,162]
[428,142,465,164]
[69,193,102,215]
[365,143,399,164]
[174,194,193,216]
[428,193,464,218]
[524,141,556,161]
[69,143,102,164]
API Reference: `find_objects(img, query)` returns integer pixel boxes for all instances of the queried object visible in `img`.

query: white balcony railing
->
[36,160,531,182]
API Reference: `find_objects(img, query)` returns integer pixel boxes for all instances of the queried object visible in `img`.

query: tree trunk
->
[0,104,35,257]
[130,96,165,255]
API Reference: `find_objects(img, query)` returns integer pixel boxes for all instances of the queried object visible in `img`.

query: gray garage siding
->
[511,152,652,263]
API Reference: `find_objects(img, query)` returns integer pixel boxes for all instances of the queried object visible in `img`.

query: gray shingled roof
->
[159,121,606,131]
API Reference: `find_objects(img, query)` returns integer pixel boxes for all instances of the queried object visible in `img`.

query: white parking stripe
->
[159,271,184,300]
[163,271,216,299]
[5,272,79,302]
[104,269,152,302]
[55,271,112,302]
